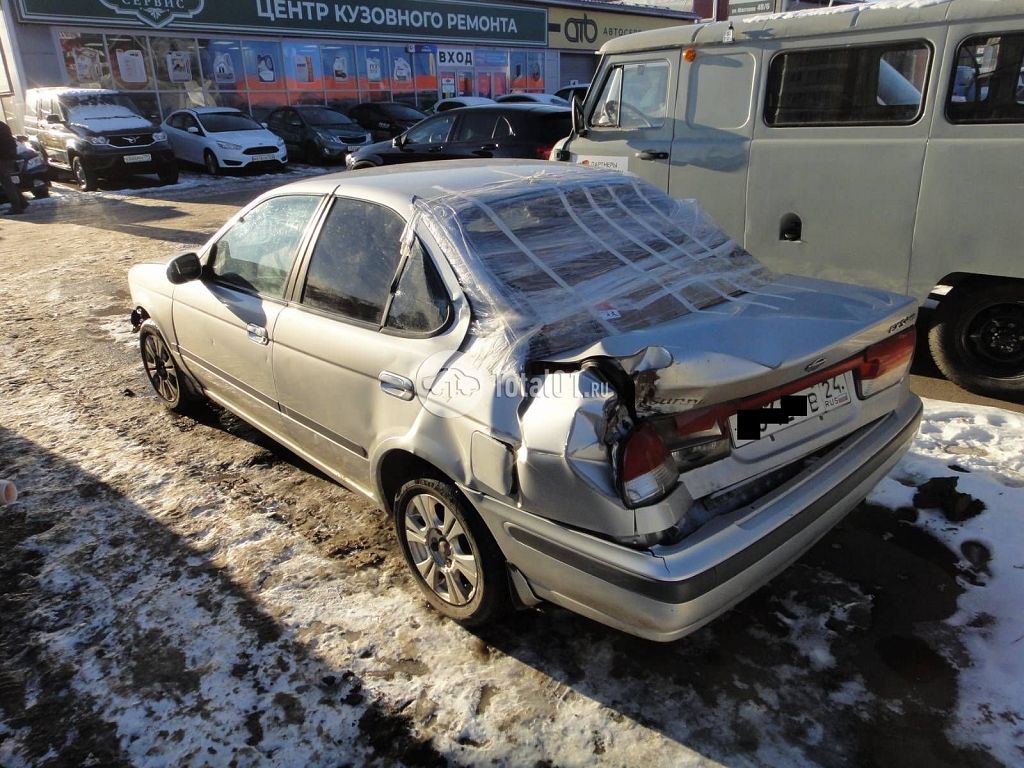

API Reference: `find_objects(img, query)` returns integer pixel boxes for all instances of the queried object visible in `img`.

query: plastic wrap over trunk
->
[411,166,778,373]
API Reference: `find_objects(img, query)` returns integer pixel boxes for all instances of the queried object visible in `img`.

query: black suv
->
[346,101,428,142]
[24,88,178,191]
[346,104,570,170]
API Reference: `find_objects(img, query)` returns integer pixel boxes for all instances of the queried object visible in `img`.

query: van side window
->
[947,33,1024,124]
[765,42,930,126]
[591,61,670,130]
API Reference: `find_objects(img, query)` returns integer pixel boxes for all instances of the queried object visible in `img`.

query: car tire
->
[32,186,50,199]
[158,165,179,186]
[394,477,510,627]
[203,150,221,176]
[139,320,203,415]
[71,156,99,192]
[928,281,1024,398]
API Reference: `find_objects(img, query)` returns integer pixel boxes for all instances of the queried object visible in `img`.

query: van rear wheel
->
[929,282,1024,399]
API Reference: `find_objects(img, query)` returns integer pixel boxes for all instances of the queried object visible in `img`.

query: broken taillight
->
[619,422,679,507]
[856,329,916,398]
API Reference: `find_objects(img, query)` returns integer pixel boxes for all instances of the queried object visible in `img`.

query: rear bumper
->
[467,394,922,641]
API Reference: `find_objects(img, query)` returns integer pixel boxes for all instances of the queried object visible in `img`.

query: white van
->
[553,0,1024,399]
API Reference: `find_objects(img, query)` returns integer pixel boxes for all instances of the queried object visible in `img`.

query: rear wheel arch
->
[377,449,449,513]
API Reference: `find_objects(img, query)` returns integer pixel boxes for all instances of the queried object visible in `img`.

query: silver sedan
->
[128,161,921,641]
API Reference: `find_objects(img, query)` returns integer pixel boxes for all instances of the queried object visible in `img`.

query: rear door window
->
[947,32,1024,123]
[765,41,931,126]
[300,198,406,325]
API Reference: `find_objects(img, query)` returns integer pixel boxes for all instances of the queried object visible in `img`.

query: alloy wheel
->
[402,492,479,606]
[141,332,180,404]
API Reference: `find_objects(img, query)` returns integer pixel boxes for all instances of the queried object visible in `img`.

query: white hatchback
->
[161,107,287,175]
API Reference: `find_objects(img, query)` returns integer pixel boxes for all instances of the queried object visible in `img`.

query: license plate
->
[124,153,151,163]
[252,153,277,162]
[729,373,852,447]
[10,175,19,184]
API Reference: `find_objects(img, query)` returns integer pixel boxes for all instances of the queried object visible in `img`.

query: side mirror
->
[166,251,202,284]
[571,95,587,138]
[393,134,406,148]
[187,126,200,134]
[45,114,62,124]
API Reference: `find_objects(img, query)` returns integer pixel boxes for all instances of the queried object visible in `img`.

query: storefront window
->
[526,51,545,92]
[358,46,390,98]
[107,34,154,91]
[59,31,110,88]
[284,42,324,94]
[510,51,527,93]
[390,46,414,97]
[242,40,282,90]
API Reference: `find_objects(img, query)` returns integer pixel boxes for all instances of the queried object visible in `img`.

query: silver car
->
[128,161,922,641]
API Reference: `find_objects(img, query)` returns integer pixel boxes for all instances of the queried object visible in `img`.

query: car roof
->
[185,106,243,115]
[448,103,569,114]
[267,159,600,218]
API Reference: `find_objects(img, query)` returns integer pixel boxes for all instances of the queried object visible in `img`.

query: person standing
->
[0,120,27,215]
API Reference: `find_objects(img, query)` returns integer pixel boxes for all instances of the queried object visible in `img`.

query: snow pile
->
[868,398,1024,764]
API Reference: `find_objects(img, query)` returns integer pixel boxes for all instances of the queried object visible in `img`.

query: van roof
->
[601,0,1024,55]
[27,87,123,98]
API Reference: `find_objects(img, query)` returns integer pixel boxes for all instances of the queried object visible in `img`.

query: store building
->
[0,0,696,125]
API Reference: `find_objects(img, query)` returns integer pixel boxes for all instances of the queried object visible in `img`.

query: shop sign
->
[547,7,687,52]
[16,0,548,45]
[438,48,473,67]
[728,0,774,16]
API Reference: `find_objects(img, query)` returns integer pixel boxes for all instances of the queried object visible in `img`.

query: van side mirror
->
[571,94,587,138]
[166,251,202,284]
[45,114,62,124]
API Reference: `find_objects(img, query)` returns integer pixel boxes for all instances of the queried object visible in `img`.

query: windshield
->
[300,107,354,127]
[381,103,426,121]
[199,112,263,132]
[59,93,141,119]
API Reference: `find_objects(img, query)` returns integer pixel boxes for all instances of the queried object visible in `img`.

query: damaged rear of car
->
[410,165,921,641]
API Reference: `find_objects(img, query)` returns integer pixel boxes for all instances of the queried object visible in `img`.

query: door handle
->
[379,371,415,401]
[427,146,444,153]
[478,143,498,151]
[246,323,269,345]
[635,149,669,161]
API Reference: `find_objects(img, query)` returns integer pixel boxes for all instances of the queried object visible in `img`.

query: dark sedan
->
[346,104,570,170]
[265,105,372,164]
[1,137,50,204]
[346,101,428,141]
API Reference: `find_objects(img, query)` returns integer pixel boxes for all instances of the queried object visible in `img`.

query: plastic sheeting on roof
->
[412,167,777,372]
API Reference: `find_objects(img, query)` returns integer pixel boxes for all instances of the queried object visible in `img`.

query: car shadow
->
[0,426,443,766]
[468,502,1000,768]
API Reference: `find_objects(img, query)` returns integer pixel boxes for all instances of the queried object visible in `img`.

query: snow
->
[66,105,155,132]
[867,398,1024,764]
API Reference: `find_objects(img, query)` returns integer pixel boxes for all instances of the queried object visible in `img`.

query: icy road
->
[0,175,1021,767]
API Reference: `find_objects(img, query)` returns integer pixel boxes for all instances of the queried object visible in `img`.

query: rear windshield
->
[300,107,355,126]
[415,167,773,370]
[380,103,426,120]
[521,112,571,142]
[200,112,262,132]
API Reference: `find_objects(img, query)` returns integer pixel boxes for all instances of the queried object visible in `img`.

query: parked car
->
[265,105,372,164]
[22,87,177,191]
[346,101,427,141]
[162,107,287,175]
[0,136,50,203]
[346,104,570,170]
[554,84,589,104]
[426,96,495,114]
[495,92,569,106]
[128,160,922,641]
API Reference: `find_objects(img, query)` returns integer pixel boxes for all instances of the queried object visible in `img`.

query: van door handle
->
[379,371,415,401]
[635,150,669,161]
[246,324,269,345]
